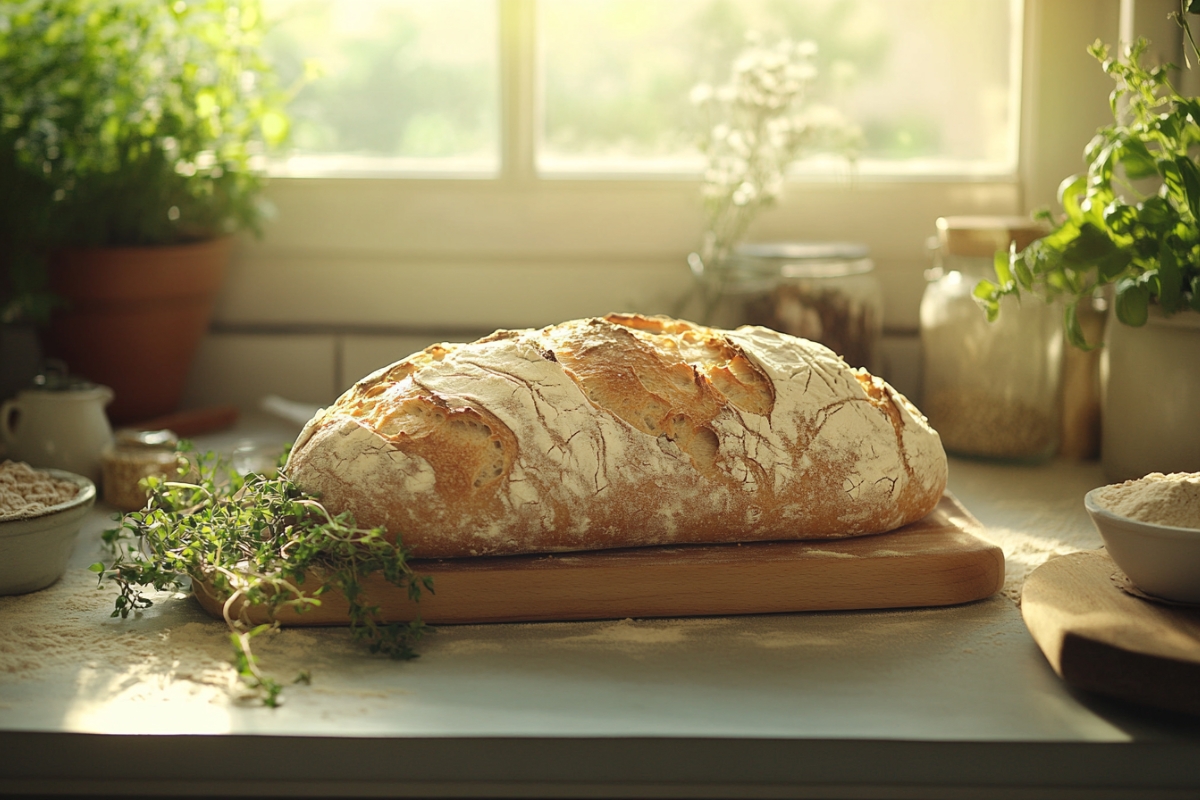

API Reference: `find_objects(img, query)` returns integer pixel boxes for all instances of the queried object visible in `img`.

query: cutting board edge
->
[193,582,1004,627]
[1058,630,1200,716]
[1020,550,1200,718]
[190,492,1002,627]
[193,540,1004,626]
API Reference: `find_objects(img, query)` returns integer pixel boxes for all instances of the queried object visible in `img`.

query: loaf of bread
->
[286,314,947,558]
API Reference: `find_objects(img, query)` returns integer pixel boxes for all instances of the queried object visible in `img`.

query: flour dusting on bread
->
[287,314,947,558]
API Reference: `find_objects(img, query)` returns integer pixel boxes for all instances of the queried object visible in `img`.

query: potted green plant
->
[975,12,1200,480]
[0,0,289,423]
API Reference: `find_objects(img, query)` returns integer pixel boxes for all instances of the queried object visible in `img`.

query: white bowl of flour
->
[0,461,96,595]
[1085,472,1200,603]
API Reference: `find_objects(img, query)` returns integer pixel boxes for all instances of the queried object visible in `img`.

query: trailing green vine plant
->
[975,2,1200,348]
[91,446,431,707]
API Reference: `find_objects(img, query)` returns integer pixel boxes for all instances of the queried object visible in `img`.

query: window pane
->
[538,0,1019,176]
[263,0,499,176]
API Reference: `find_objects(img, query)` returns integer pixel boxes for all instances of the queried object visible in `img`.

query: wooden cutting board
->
[194,493,1003,626]
[1021,549,1200,716]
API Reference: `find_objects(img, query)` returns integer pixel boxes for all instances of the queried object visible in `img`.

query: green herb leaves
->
[1,0,290,246]
[92,446,429,707]
[1,0,293,322]
[975,28,1200,347]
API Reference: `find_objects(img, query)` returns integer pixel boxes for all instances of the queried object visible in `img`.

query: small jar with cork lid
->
[919,216,1062,462]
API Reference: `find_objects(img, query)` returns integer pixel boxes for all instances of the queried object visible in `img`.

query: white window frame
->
[219,0,1170,336]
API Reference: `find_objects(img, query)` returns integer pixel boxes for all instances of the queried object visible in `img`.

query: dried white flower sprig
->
[692,36,861,269]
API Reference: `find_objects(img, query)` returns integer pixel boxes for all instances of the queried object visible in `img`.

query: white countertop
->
[1,417,1198,798]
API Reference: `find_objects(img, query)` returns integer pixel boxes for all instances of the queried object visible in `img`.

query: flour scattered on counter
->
[425,605,997,659]
[0,570,233,695]
[0,568,362,703]
[428,616,740,654]
[735,630,843,649]
[982,523,1088,603]
[801,549,858,559]
[558,618,692,646]
[944,458,1113,604]
[971,505,1103,604]
[424,637,507,657]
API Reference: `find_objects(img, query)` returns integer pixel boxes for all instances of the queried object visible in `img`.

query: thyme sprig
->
[91,446,431,706]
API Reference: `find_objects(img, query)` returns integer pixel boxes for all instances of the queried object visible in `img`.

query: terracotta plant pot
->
[44,238,232,425]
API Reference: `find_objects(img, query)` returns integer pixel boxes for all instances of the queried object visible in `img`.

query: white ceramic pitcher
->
[1,384,115,483]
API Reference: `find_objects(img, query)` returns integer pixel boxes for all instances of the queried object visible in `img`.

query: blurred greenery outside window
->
[262,0,1019,179]
[263,0,500,175]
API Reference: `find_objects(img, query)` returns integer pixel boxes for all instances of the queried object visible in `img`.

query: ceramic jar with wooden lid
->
[919,216,1062,462]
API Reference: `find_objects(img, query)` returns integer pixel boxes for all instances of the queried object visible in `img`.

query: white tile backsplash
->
[182,333,338,412]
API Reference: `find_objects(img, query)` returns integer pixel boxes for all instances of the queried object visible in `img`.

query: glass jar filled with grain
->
[920,216,1062,462]
[690,242,883,372]
[100,429,182,512]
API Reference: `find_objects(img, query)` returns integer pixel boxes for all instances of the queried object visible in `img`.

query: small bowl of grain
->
[0,460,96,595]
[1085,472,1200,604]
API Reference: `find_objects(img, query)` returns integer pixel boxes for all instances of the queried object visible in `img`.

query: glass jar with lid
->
[688,241,884,371]
[100,428,182,511]
[919,216,1062,462]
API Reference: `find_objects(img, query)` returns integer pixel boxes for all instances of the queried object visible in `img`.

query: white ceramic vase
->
[1100,308,1200,482]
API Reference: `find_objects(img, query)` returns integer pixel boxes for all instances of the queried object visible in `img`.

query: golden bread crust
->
[286,314,947,557]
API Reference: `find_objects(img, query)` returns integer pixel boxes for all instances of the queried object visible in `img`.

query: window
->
[261,0,1020,179]
[222,0,1127,337]
[263,0,499,176]
[538,0,1020,178]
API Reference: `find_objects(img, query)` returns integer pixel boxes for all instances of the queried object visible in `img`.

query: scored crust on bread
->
[286,314,948,558]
